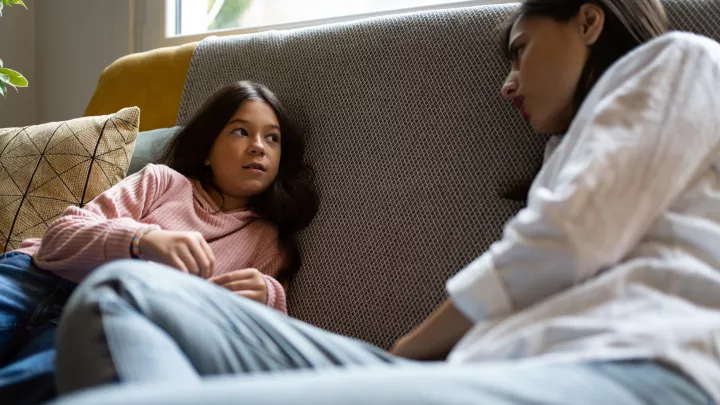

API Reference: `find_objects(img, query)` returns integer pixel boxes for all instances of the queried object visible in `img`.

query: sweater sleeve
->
[33,164,165,282]
[249,223,288,313]
[263,274,287,314]
[448,33,720,322]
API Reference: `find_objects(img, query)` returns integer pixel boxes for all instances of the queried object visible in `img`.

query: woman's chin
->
[530,117,567,136]
[529,120,549,135]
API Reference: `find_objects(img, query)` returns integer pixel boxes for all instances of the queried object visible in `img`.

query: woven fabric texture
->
[177,0,720,348]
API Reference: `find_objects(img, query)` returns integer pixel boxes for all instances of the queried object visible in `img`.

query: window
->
[168,0,484,37]
[137,0,511,52]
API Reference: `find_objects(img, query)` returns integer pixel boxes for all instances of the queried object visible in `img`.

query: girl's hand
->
[209,268,268,304]
[138,230,216,278]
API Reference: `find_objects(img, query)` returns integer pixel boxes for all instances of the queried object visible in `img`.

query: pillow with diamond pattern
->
[0,107,140,252]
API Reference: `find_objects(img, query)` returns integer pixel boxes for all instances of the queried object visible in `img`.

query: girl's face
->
[501,5,604,134]
[206,100,282,210]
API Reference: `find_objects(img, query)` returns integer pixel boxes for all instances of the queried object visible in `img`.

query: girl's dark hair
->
[502,0,668,112]
[157,81,319,283]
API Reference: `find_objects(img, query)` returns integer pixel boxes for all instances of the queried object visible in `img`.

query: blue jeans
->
[50,261,712,405]
[0,252,75,405]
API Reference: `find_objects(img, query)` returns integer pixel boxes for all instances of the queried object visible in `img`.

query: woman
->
[49,1,720,404]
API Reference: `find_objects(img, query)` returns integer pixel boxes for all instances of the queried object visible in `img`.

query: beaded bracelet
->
[131,225,161,259]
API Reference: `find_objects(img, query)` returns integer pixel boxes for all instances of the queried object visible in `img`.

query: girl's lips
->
[242,162,266,172]
[243,167,265,174]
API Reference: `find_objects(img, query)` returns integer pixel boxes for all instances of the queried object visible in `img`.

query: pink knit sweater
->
[17,164,287,313]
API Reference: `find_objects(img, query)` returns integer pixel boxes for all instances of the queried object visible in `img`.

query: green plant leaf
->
[0,68,27,87]
[8,0,26,9]
[0,81,6,97]
[0,0,26,14]
[0,73,15,92]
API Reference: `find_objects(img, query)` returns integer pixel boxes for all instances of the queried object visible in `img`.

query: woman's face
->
[501,5,604,134]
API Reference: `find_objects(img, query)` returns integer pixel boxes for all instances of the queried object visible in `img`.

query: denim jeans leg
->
[0,252,72,405]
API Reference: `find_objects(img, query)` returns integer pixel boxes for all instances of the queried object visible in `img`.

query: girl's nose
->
[248,136,266,156]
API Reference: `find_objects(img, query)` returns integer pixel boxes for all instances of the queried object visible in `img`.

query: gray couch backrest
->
[177,0,720,348]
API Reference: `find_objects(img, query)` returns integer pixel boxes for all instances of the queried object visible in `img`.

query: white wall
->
[35,0,133,124]
[0,3,36,127]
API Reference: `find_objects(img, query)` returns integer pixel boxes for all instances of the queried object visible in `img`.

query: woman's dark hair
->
[499,0,668,203]
[157,81,319,283]
[502,0,668,112]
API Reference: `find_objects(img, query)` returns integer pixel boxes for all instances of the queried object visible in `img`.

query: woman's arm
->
[449,34,720,323]
[33,164,166,281]
[391,298,472,360]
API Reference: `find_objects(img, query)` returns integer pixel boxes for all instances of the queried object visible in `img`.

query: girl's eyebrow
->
[228,118,281,131]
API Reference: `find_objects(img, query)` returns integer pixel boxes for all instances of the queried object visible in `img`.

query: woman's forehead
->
[508,16,530,44]
[510,15,557,39]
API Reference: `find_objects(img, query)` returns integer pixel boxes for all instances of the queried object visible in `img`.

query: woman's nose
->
[501,72,518,99]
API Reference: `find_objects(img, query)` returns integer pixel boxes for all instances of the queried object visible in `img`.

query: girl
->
[0,81,318,404]
[50,1,720,404]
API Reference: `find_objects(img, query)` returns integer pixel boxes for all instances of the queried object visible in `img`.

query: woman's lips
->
[519,107,530,122]
[512,97,530,122]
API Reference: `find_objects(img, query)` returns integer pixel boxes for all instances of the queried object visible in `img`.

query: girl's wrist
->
[130,225,161,258]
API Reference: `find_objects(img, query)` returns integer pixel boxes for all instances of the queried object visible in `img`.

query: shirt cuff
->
[446,252,514,322]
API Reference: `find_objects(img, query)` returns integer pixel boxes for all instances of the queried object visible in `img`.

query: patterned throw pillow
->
[0,107,140,252]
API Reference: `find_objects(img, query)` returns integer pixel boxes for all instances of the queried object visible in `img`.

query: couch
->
[83,0,720,349]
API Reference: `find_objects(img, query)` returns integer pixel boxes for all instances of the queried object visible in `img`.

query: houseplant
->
[0,0,29,97]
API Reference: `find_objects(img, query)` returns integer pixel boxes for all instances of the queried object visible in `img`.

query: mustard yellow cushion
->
[84,43,197,132]
[0,107,140,251]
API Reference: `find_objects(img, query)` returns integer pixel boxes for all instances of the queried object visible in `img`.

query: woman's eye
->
[232,128,248,136]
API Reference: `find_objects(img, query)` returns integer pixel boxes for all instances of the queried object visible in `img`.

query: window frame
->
[134,0,516,52]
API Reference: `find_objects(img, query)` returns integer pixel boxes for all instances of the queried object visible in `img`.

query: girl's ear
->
[204,159,211,166]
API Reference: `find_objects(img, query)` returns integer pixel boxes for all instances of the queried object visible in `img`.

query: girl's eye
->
[267,134,280,143]
[232,128,248,136]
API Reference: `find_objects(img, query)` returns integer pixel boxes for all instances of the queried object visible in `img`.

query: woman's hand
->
[138,230,216,278]
[209,268,268,304]
[390,332,445,360]
[390,299,473,360]
[389,335,417,358]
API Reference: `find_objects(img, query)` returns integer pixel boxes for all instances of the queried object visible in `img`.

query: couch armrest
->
[83,42,198,131]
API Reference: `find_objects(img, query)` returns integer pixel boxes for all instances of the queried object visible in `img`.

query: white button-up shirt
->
[447,32,720,401]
